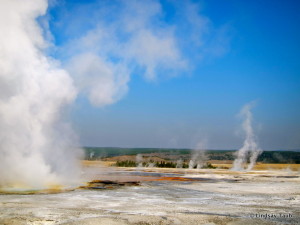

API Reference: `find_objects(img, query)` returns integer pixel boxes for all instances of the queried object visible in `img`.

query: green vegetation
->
[114,160,216,169]
[114,160,179,168]
[257,151,300,163]
[203,162,217,169]
[155,161,178,168]
[115,160,138,167]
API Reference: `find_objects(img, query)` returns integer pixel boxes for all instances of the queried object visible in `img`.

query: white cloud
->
[59,0,231,107]
[125,29,186,80]
[67,53,129,107]
[62,0,190,106]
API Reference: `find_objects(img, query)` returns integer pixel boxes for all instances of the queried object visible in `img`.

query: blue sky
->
[46,0,300,150]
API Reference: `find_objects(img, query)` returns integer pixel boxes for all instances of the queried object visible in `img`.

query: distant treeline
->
[84,147,300,164]
[84,147,194,157]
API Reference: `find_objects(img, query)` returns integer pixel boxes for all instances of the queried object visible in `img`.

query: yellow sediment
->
[0,183,74,195]
[81,160,115,167]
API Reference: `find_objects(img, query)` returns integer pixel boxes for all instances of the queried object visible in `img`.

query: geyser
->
[136,154,143,168]
[232,102,262,171]
[0,0,82,189]
[189,141,208,169]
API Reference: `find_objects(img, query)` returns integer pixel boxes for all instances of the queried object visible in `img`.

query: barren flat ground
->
[0,162,299,225]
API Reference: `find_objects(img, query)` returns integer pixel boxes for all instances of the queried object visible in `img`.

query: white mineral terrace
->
[0,166,299,225]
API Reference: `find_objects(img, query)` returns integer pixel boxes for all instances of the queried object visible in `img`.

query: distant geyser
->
[232,102,262,171]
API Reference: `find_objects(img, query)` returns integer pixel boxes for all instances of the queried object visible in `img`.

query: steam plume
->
[0,0,81,189]
[232,102,262,171]
[189,140,208,169]
[176,159,183,168]
[136,154,143,168]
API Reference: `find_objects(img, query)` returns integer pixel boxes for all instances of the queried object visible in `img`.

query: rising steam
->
[189,140,208,169]
[232,102,262,171]
[136,154,143,168]
[0,0,82,189]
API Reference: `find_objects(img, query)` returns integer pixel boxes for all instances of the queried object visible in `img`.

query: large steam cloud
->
[0,0,81,189]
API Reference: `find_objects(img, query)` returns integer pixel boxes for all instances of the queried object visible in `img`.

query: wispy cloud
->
[48,0,232,107]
